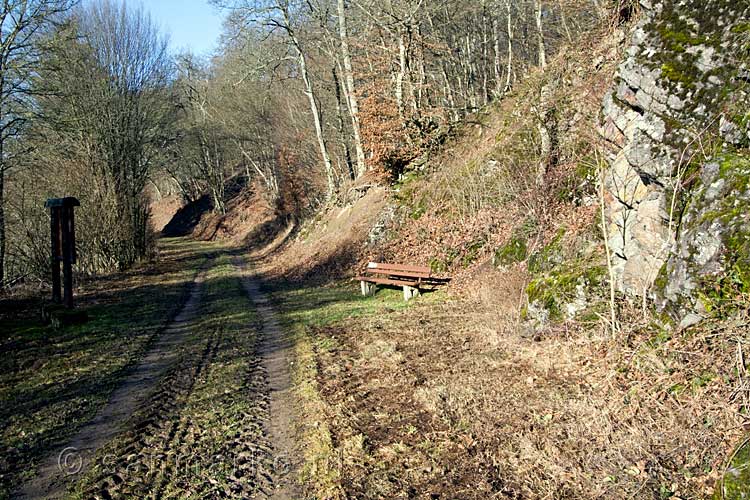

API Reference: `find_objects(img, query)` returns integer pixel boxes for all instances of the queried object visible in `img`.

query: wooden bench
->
[355,262,450,301]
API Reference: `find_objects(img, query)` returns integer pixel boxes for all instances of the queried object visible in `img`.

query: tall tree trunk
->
[405,29,417,114]
[332,64,355,181]
[481,5,489,105]
[426,10,456,120]
[534,0,547,69]
[337,0,366,178]
[493,17,503,97]
[281,4,334,200]
[298,47,335,200]
[504,0,514,92]
[396,28,407,118]
[238,142,280,203]
[559,0,573,43]
[416,25,427,110]
[199,133,222,215]
[465,35,477,110]
[441,65,458,122]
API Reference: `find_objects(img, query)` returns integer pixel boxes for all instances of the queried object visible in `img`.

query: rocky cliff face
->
[601,0,749,322]
[656,153,750,326]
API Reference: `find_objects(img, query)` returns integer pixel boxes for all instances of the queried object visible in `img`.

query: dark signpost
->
[45,197,80,309]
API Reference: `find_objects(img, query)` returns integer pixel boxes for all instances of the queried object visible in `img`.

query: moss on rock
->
[657,151,750,319]
[526,264,606,322]
[494,218,539,268]
[660,62,696,88]
[494,236,527,267]
[528,228,566,274]
[519,224,608,326]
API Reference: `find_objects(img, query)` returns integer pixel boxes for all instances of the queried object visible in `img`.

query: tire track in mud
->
[18,254,299,499]
[16,261,212,500]
[145,334,221,500]
[82,332,228,499]
[234,256,301,500]
[76,256,291,499]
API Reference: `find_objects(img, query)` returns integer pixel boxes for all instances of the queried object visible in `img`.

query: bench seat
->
[356,262,450,301]
[354,276,419,287]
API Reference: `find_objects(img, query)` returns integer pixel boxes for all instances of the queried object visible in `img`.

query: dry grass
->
[274,274,746,498]
[248,181,748,498]
[257,186,389,283]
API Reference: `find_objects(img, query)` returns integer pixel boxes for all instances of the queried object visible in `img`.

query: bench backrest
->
[366,262,432,279]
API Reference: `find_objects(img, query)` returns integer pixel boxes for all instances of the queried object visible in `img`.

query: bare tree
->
[0,0,74,285]
[337,0,366,178]
[504,0,514,91]
[534,0,547,69]
[171,54,234,214]
[214,0,337,201]
[72,0,171,267]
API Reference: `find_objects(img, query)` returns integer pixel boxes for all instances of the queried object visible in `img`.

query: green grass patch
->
[273,284,413,330]
[716,437,750,499]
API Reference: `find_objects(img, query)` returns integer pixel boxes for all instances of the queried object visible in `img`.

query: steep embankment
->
[159,180,281,246]
[175,177,390,283]
[254,25,622,289]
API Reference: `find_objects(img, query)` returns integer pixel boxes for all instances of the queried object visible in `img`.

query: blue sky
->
[145,0,226,56]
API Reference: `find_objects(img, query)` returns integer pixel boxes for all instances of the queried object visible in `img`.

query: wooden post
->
[46,198,80,309]
[50,207,62,304]
[61,206,74,309]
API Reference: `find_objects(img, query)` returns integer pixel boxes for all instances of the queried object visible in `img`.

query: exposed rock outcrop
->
[655,153,750,324]
[601,0,749,313]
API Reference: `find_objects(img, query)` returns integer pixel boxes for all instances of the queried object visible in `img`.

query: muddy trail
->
[15,253,300,499]
[235,257,301,500]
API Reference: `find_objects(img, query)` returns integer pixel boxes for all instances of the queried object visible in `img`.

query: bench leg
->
[403,286,420,301]
[361,281,376,297]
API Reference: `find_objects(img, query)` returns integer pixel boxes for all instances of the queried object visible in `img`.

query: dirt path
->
[14,252,301,499]
[16,264,210,500]
[235,256,302,500]
[78,256,301,499]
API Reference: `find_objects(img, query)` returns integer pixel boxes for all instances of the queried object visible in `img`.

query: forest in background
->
[0,0,611,288]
